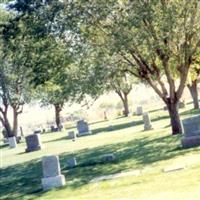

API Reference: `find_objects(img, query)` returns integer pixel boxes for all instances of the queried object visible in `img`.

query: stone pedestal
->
[42,155,66,190]
[181,135,200,148]
[77,120,91,136]
[25,134,42,152]
[181,115,200,148]
[136,106,143,116]
[143,112,153,131]
[8,137,17,148]
[67,157,77,168]
[67,131,76,140]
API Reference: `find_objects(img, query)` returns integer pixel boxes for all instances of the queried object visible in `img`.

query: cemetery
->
[0,1,200,200]
[1,102,200,200]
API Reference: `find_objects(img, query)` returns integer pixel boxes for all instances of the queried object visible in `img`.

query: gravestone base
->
[8,137,17,148]
[77,131,92,137]
[181,135,200,148]
[42,175,66,190]
[25,145,42,153]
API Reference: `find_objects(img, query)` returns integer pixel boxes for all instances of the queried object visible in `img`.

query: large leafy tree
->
[0,6,33,137]
[59,0,200,135]
[5,0,200,135]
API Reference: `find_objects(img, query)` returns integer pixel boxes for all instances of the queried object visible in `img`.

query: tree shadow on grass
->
[0,144,9,150]
[59,134,199,190]
[180,108,200,116]
[1,133,200,200]
[45,114,171,144]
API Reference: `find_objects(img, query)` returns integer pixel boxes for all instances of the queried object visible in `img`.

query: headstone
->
[104,111,108,120]
[34,129,42,134]
[102,153,115,162]
[25,134,43,152]
[2,129,7,138]
[8,136,17,148]
[16,136,22,143]
[50,125,59,132]
[163,106,168,111]
[76,120,91,136]
[136,106,143,115]
[41,155,66,190]
[178,101,185,109]
[3,138,8,144]
[67,131,76,140]
[143,112,153,131]
[107,125,114,131]
[20,126,24,137]
[181,115,200,148]
[67,157,77,168]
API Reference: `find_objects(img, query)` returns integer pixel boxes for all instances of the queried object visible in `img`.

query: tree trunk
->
[13,108,18,136]
[166,101,183,135]
[122,93,129,117]
[187,80,199,109]
[54,104,62,129]
[1,113,14,137]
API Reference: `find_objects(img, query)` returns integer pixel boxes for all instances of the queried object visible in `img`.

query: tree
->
[60,0,200,135]
[187,55,200,109]
[7,0,200,135]
[0,6,34,137]
[0,58,32,137]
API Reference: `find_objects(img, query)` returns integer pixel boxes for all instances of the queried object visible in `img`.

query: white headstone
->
[41,155,66,190]
[8,137,17,148]
[143,112,153,131]
[136,106,143,115]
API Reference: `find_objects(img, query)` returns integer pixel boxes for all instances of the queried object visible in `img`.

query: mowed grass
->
[0,104,200,200]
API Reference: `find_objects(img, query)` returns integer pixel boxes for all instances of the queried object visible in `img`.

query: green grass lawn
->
[0,104,200,200]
